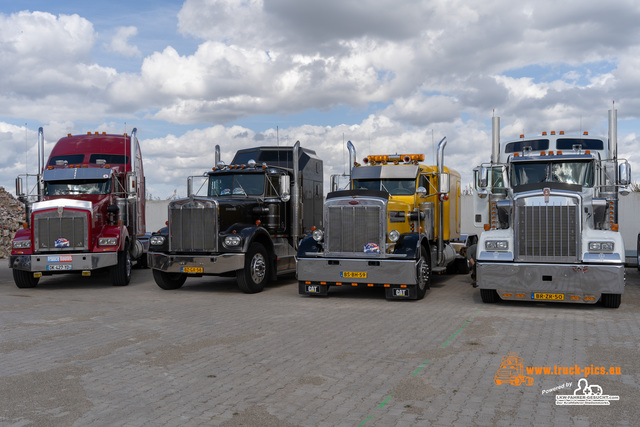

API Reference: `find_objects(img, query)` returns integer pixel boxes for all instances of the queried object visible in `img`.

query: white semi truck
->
[473,108,631,308]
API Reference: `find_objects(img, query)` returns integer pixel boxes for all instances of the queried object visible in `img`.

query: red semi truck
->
[10,128,146,288]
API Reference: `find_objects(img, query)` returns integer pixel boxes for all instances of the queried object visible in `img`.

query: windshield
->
[209,173,265,196]
[511,161,594,187]
[352,179,416,195]
[44,179,111,195]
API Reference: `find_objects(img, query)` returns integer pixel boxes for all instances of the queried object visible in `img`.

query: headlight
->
[224,235,242,247]
[388,229,400,242]
[588,241,614,252]
[312,229,324,242]
[149,236,165,246]
[13,240,31,249]
[485,240,508,250]
[98,237,118,246]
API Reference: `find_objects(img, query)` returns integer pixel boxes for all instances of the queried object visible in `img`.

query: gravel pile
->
[0,187,26,259]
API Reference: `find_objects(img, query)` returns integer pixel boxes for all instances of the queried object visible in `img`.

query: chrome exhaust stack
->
[37,127,44,201]
[436,136,447,265]
[347,140,356,188]
[491,116,500,165]
[292,141,301,248]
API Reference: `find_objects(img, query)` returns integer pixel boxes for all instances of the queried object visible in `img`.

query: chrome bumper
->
[149,252,245,274]
[297,256,417,284]
[10,253,118,272]
[477,262,625,302]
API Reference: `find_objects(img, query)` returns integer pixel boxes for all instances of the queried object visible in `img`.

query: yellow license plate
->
[532,293,564,301]
[341,271,367,279]
[182,267,203,273]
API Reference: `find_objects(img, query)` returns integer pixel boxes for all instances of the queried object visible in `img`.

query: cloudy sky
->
[2,0,640,199]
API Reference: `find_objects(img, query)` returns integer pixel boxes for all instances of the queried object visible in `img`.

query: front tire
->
[13,269,39,288]
[237,243,269,294]
[111,247,132,286]
[153,269,187,290]
[416,246,431,300]
[601,293,621,308]
[480,289,498,303]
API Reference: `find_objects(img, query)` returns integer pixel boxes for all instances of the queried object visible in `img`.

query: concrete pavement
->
[0,265,639,426]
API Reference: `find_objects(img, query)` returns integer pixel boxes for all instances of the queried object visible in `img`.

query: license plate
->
[47,264,72,271]
[341,271,367,279]
[306,285,320,293]
[393,289,408,297]
[532,292,564,301]
[182,267,203,273]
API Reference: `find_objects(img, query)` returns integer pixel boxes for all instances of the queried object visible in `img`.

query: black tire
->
[134,254,148,269]
[237,242,269,294]
[111,247,132,286]
[480,289,498,303]
[456,257,470,274]
[416,246,431,300]
[153,269,187,290]
[637,233,640,272]
[13,269,39,288]
[601,293,621,308]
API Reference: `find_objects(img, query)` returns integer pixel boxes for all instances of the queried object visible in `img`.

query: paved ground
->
[0,264,638,427]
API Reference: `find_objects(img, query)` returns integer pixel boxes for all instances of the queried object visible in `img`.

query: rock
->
[0,187,26,259]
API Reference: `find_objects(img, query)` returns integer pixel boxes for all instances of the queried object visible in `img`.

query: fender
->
[393,233,424,259]
[297,234,322,257]
[239,226,273,253]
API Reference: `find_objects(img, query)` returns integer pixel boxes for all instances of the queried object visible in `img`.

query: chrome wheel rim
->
[250,253,266,284]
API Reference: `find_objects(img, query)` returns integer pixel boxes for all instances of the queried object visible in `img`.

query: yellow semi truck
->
[296,138,470,300]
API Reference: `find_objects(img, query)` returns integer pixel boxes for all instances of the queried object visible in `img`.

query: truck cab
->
[10,129,146,288]
[474,110,631,308]
[297,138,470,301]
[148,142,323,293]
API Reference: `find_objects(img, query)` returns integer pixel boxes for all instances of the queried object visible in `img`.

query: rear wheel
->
[480,289,498,303]
[416,246,431,300]
[601,293,621,308]
[237,243,269,294]
[111,246,132,286]
[153,269,187,290]
[13,269,39,288]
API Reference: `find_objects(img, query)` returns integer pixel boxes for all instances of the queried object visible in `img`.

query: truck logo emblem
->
[58,206,64,216]
[363,243,380,253]
[543,188,550,203]
[55,238,70,248]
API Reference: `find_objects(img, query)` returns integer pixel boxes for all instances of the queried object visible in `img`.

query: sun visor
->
[351,164,419,180]
[43,168,112,182]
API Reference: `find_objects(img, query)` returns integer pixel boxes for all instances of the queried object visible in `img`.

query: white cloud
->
[106,26,141,58]
[3,2,640,199]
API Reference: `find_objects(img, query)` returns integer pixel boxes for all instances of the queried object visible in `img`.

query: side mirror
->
[330,175,340,192]
[478,167,488,189]
[187,177,193,197]
[439,173,450,194]
[416,186,427,198]
[107,204,120,213]
[127,174,137,194]
[15,177,23,197]
[280,175,291,202]
[619,162,631,186]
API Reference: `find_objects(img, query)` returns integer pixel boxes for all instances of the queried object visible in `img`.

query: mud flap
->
[299,282,328,296]
[385,286,416,300]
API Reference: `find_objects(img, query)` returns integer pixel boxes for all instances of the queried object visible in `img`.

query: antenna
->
[343,133,345,175]
[277,126,279,146]
[25,123,28,175]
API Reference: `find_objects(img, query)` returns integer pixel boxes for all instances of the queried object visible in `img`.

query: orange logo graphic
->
[494,352,534,386]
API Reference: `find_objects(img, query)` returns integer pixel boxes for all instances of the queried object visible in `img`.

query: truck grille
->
[34,210,88,251]
[515,201,579,262]
[326,205,382,253]
[169,200,217,252]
